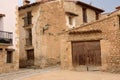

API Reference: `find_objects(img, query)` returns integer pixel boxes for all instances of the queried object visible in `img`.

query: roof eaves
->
[18,0,56,10]
[76,1,104,13]
[18,2,41,10]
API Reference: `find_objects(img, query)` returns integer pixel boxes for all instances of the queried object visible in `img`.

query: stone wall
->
[64,1,98,28]
[19,4,40,67]
[0,46,19,73]
[61,14,120,72]
[109,9,120,16]
[34,1,66,68]
[99,13,109,19]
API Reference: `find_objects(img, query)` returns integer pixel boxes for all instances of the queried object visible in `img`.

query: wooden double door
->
[72,41,101,68]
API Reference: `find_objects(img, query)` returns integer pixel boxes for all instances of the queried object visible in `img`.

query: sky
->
[19,0,120,13]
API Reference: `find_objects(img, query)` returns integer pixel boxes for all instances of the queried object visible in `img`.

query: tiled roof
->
[65,0,104,13]
[18,2,41,10]
[18,0,55,10]
[19,0,104,12]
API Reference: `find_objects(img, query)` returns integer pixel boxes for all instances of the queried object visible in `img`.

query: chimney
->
[116,6,120,10]
[23,0,30,5]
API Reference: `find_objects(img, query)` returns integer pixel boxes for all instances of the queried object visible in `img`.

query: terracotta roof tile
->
[69,29,102,34]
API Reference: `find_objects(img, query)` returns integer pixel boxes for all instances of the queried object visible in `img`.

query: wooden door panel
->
[72,41,101,67]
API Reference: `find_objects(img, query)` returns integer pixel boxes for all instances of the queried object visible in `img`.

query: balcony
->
[0,31,13,45]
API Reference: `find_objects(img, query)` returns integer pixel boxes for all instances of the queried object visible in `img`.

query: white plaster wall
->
[0,0,18,49]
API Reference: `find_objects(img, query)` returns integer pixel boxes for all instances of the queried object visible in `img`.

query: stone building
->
[18,0,66,68]
[18,0,103,68]
[61,6,120,72]
[0,0,19,73]
[64,0,104,28]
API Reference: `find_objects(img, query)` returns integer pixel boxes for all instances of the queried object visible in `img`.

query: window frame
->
[23,11,33,27]
[67,15,76,28]
[95,12,99,20]
[26,28,32,46]
[6,51,13,63]
[68,16,74,26]
[82,7,87,23]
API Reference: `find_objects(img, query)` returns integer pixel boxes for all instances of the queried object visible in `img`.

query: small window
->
[95,12,99,20]
[69,16,73,25]
[66,12,78,28]
[27,12,32,24]
[82,7,87,23]
[67,15,75,28]
[6,51,13,63]
[26,29,32,46]
[23,11,32,26]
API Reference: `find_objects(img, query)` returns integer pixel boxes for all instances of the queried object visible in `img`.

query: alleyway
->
[0,66,120,80]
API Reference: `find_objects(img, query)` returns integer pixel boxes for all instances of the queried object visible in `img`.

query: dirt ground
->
[0,67,59,80]
[0,67,120,80]
[23,70,120,80]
